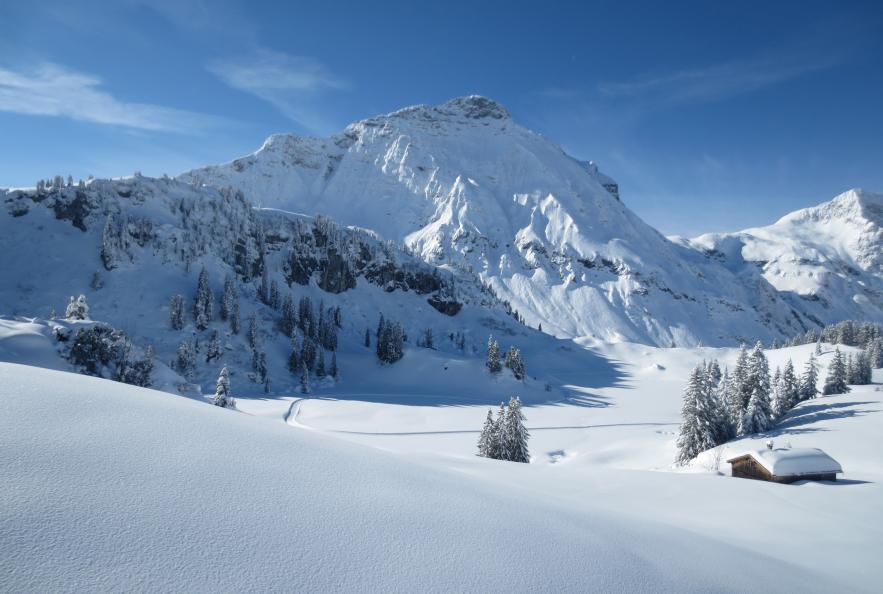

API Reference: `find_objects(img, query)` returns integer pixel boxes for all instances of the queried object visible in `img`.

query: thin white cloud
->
[0,62,225,133]
[599,48,842,104]
[208,48,347,132]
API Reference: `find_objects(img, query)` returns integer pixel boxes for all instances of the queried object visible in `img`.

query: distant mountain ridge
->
[180,96,883,346]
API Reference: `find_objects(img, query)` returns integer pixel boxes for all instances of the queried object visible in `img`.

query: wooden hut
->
[727,447,842,484]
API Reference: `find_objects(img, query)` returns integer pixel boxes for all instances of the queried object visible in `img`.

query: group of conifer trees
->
[677,336,882,465]
[676,342,820,465]
[477,396,530,463]
[486,335,526,380]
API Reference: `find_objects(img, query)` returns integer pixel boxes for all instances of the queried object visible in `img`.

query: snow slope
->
[688,188,883,326]
[181,96,881,346]
[0,361,870,592]
[236,342,883,592]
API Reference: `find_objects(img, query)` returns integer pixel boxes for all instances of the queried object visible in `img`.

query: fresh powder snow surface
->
[0,361,855,593]
[2,339,881,592]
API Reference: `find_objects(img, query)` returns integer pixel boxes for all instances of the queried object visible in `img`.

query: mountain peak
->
[438,95,510,120]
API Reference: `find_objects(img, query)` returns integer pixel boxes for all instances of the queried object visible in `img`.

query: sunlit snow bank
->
[0,362,855,592]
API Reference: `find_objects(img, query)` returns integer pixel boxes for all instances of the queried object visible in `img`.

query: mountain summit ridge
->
[179,97,882,346]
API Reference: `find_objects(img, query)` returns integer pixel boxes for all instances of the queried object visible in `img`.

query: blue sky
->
[1,0,881,235]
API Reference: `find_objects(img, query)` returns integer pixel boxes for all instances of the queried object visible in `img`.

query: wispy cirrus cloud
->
[598,47,843,105]
[0,62,226,133]
[207,48,347,133]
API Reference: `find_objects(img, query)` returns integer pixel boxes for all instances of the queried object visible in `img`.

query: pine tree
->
[741,342,772,434]
[65,294,90,320]
[230,299,240,334]
[301,337,317,371]
[169,294,185,330]
[845,353,856,384]
[220,276,238,322]
[300,361,311,394]
[477,409,497,458]
[248,315,259,351]
[503,346,526,380]
[212,366,234,408]
[778,359,800,415]
[100,214,123,270]
[260,267,270,305]
[815,339,823,356]
[854,350,873,385]
[867,338,883,368]
[732,344,751,415]
[494,402,507,459]
[316,350,326,378]
[287,335,301,374]
[330,351,338,379]
[364,327,371,348]
[486,335,502,374]
[270,280,280,310]
[193,268,213,330]
[717,368,738,440]
[501,396,530,463]
[676,365,717,465]
[205,330,221,363]
[799,353,819,401]
[175,340,195,379]
[823,348,850,395]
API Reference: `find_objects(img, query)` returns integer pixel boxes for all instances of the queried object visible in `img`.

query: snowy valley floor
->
[2,341,882,592]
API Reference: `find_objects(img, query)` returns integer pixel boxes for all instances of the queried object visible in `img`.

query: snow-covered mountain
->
[182,96,881,346]
[686,189,883,328]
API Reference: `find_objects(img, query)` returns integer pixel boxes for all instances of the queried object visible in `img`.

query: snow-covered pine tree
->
[169,294,186,330]
[867,338,883,368]
[855,351,873,384]
[100,214,123,270]
[494,402,507,460]
[193,268,213,330]
[259,266,270,305]
[205,331,221,363]
[717,367,738,441]
[771,366,783,418]
[270,280,280,310]
[502,396,530,463]
[248,314,259,351]
[732,344,751,415]
[301,337,317,370]
[741,342,772,434]
[502,346,526,380]
[316,350,326,378]
[212,366,234,408]
[845,353,856,385]
[175,340,195,379]
[65,294,90,320]
[675,364,718,465]
[220,276,236,321]
[799,353,819,401]
[230,298,241,334]
[815,339,823,355]
[822,348,850,395]
[330,351,338,379]
[779,359,800,414]
[300,361,311,394]
[706,359,722,387]
[280,294,295,336]
[477,409,497,458]
[486,335,502,374]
